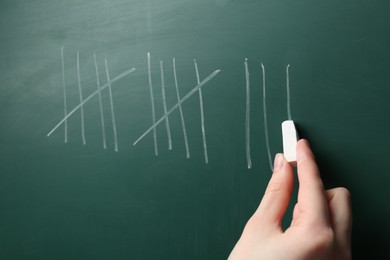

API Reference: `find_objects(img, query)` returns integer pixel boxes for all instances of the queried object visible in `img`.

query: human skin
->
[229,139,352,260]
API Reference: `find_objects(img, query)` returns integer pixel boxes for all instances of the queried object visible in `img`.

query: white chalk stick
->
[282,120,299,165]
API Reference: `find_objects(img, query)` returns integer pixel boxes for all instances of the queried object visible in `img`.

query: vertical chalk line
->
[194,60,209,164]
[286,64,292,120]
[245,58,252,169]
[261,63,273,171]
[105,59,119,152]
[94,53,107,149]
[148,53,158,156]
[133,69,221,146]
[173,58,190,159]
[61,46,68,143]
[160,60,173,150]
[47,67,136,137]
[77,51,86,145]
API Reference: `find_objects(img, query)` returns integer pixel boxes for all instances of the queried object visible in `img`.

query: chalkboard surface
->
[1,0,390,259]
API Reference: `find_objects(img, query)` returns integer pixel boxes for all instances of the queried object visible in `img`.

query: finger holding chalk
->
[282,120,299,166]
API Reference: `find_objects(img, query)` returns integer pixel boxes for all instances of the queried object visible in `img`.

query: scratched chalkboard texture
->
[0,0,389,259]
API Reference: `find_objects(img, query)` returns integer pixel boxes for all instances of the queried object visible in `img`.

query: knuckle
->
[242,215,264,237]
[304,226,335,253]
[265,180,287,195]
[244,216,259,232]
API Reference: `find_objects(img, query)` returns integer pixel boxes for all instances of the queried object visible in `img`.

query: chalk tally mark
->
[94,53,107,149]
[262,63,273,171]
[105,59,119,152]
[286,64,292,120]
[245,59,252,169]
[147,53,159,156]
[77,51,86,145]
[133,69,221,147]
[61,46,68,143]
[173,58,190,159]
[194,60,209,164]
[160,60,173,150]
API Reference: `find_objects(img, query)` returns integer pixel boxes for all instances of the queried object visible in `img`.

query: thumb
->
[254,154,294,229]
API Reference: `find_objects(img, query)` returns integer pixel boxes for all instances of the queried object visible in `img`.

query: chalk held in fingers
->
[282,120,299,166]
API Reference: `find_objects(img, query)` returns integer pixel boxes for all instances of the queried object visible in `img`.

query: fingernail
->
[301,139,310,147]
[273,154,284,172]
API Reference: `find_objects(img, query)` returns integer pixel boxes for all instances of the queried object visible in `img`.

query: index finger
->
[296,139,330,226]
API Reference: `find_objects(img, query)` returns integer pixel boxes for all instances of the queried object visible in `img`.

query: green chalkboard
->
[1,0,390,259]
